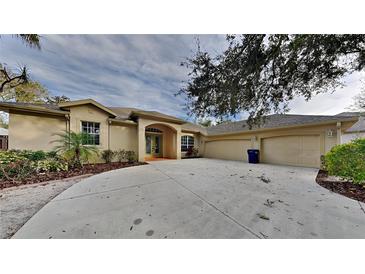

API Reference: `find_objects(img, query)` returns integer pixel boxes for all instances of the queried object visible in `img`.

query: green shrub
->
[0,159,36,181]
[23,150,47,161]
[0,151,27,164]
[115,149,126,163]
[4,150,48,161]
[35,159,68,173]
[46,151,59,159]
[0,150,68,180]
[125,150,136,163]
[101,150,115,163]
[186,147,199,157]
[324,138,365,184]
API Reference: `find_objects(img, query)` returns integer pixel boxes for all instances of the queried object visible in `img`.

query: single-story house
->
[0,99,361,168]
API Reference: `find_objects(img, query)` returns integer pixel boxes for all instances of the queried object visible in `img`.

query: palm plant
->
[52,131,99,167]
[1,34,41,93]
[15,34,41,49]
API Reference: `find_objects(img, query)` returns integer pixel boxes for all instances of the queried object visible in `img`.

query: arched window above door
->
[146,127,163,133]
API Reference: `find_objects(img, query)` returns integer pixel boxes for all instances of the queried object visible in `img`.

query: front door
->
[146,134,162,158]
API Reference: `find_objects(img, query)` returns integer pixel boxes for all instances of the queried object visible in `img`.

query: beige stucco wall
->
[110,124,138,152]
[8,112,66,151]
[67,104,110,151]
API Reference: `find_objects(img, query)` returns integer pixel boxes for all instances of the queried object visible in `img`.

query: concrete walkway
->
[13,159,365,238]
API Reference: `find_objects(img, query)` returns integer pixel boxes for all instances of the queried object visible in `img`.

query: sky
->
[0,34,363,122]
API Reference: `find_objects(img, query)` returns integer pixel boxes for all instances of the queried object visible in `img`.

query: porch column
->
[138,122,145,162]
[176,129,182,160]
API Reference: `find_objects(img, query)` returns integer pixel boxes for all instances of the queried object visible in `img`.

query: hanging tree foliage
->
[181,34,365,126]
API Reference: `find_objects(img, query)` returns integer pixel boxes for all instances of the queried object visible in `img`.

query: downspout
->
[108,119,111,150]
[65,114,71,149]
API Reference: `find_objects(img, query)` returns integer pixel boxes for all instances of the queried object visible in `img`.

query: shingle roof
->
[0,101,68,115]
[345,116,365,133]
[206,113,359,135]
[109,107,186,124]
[0,101,62,111]
[181,122,208,134]
[335,111,365,117]
[108,107,139,120]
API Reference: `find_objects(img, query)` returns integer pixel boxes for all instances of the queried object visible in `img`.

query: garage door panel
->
[205,140,251,161]
[301,136,320,167]
[262,135,320,168]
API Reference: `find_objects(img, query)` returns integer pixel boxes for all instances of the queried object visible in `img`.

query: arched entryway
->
[144,123,178,161]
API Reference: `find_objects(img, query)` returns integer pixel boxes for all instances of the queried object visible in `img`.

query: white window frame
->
[81,121,101,145]
[181,135,194,152]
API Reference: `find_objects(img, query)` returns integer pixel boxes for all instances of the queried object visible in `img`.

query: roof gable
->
[59,99,117,117]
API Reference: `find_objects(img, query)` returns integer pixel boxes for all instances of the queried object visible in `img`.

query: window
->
[146,127,163,133]
[181,135,194,152]
[81,121,100,145]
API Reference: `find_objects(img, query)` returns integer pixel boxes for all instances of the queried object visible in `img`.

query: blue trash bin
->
[247,149,259,164]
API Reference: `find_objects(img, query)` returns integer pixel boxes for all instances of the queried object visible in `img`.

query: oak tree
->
[181,35,365,126]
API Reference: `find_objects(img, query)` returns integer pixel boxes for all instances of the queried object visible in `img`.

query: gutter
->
[0,104,69,116]
[131,112,186,125]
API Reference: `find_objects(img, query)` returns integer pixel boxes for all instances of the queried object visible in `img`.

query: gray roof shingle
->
[206,113,359,135]
[345,116,365,133]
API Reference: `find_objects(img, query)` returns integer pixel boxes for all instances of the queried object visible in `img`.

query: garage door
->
[204,140,251,161]
[261,135,320,168]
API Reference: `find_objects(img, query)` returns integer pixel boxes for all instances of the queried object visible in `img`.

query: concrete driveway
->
[13,159,365,239]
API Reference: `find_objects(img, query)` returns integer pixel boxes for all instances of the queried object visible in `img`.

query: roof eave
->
[206,117,358,137]
[0,104,69,116]
[181,129,206,135]
[109,118,137,126]
[132,112,186,125]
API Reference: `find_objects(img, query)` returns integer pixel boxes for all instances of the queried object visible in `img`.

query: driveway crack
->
[152,166,262,239]
[358,201,365,215]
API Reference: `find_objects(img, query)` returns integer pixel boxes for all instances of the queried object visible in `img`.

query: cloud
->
[0,34,363,121]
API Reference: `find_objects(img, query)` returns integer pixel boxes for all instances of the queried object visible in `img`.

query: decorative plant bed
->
[316,170,365,203]
[0,162,147,190]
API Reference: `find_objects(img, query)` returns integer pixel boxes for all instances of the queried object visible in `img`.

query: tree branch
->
[0,66,28,93]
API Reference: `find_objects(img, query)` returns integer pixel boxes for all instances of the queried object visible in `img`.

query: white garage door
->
[261,135,321,168]
[204,140,251,161]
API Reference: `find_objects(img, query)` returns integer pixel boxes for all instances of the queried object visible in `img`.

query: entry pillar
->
[138,122,145,162]
[176,129,182,160]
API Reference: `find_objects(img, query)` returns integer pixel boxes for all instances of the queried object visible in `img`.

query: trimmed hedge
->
[325,138,365,184]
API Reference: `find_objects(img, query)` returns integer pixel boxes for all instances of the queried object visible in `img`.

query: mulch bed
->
[316,170,365,203]
[0,162,147,190]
